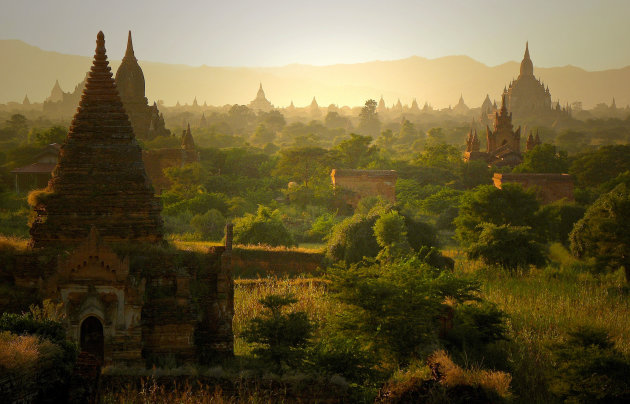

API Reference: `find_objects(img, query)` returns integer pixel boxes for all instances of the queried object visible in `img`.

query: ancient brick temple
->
[504,43,570,121]
[17,32,233,367]
[331,169,397,207]
[142,123,200,194]
[493,173,574,204]
[115,31,170,140]
[29,31,163,248]
[464,94,523,167]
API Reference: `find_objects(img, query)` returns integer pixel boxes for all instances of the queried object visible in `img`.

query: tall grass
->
[453,244,630,403]
[233,277,334,355]
[101,380,277,404]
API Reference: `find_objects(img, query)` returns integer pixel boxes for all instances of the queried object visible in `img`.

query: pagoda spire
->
[69,31,134,141]
[125,30,136,60]
[524,41,530,59]
[182,122,196,150]
[519,41,534,77]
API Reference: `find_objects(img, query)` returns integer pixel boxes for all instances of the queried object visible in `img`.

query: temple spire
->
[524,41,530,59]
[519,41,534,77]
[125,30,136,60]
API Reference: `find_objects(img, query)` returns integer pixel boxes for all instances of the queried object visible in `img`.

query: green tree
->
[549,326,630,403]
[398,118,419,144]
[514,144,569,173]
[421,188,463,230]
[5,114,28,138]
[333,133,378,169]
[460,160,492,189]
[327,257,482,365]
[425,127,446,146]
[455,184,540,246]
[536,201,585,246]
[326,208,437,264]
[466,223,547,271]
[242,294,314,372]
[358,99,380,137]
[373,210,411,260]
[164,163,208,197]
[233,205,296,247]
[260,110,286,132]
[324,111,349,129]
[570,145,630,188]
[227,104,255,133]
[34,126,67,145]
[274,146,329,187]
[250,123,275,145]
[415,143,462,171]
[570,184,630,281]
[190,209,225,240]
[326,210,382,264]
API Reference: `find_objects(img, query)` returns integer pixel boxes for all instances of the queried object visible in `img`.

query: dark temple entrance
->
[80,316,104,363]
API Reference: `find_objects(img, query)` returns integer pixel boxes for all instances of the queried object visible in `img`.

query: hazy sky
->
[1,0,629,70]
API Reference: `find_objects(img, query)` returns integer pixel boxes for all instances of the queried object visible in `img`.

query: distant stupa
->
[248,83,274,112]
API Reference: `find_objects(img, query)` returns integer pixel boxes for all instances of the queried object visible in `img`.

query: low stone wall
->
[231,247,325,278]
[493,173,574,204]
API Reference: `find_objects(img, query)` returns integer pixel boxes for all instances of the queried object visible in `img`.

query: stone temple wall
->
[15,32,233,368]
[493,173,574,204]
[11,229,234,367]
[331,169,397,207]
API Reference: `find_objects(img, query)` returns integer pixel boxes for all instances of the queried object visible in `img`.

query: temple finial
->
[96,31,105,55]
[125,30,135,59]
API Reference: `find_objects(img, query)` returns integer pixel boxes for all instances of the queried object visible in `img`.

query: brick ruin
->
[465,94,523,168]
[493,173,574,204]
[114,31,170,141]
[142,124,200,193]
[12,32,233,367]
[331,169,397,206]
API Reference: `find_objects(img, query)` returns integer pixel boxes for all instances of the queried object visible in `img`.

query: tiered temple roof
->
[29,31,163,248]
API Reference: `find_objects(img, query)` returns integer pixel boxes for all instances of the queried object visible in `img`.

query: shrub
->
[308,212,339,242]
[241,293,314,372]
[327,257,481,365]
[466,223,547,272]
[326,208,438,265]
[569,183,630,282]
[163,192,229,217]
[373,210,411,260]
[455,184,540,246]
[308,336,378,384]
[233,206,296,247]
[548,325,630,403]
[536,201,585,246]
[190,209,225,240]
[326,210,381,264]
[377,352,510,404]
[441,302,509,364]
[0,308,77,404]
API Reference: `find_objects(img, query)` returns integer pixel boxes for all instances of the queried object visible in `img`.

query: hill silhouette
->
[1,39,629,109]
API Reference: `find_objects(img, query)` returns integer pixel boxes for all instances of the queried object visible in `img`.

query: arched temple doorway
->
[80,316,104,363]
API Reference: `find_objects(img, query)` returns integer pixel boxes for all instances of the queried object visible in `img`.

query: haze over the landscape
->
[1,0,630,108]
[2,38,630,109]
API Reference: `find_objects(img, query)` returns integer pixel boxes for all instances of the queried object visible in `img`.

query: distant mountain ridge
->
[1,39,628,109]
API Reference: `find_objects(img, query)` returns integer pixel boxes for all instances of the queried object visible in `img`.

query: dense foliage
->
[570,183,630,281]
